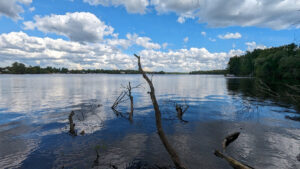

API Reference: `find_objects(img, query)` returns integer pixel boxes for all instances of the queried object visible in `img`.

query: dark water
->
[0,74,299,169]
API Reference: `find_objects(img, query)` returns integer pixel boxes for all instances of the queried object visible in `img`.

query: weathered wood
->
[128,82,134,122]
[222,132,240,150]
[68,111,76,136]
[175,104,189,123]
[135,54,185,169]
[214,150,254,169]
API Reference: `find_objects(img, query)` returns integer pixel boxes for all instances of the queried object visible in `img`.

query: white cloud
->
[0,31,246,72]
[0,0,32,19]
[106,38,131,49]
[218,32,242,39]
[83,0,149,14]
[183,37,189,43]
[177,16,185,24]
[29,7,35,12]
[245,41,267,51]
[201,31,206,36]
[0,32,135,70]
[23,12,114,43]
[126,33,161,49]
[138,47,244,71]
[83,0,300,30]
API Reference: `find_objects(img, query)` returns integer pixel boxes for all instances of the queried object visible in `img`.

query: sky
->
[0,0,300,72]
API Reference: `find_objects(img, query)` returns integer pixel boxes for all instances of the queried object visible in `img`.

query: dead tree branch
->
[112,82,141,123]
[134,54,185,169]
[214,150,254,169]
[111,91,127,109]
[68,111,77,136]
[175,102,189,123]
[215,132,254,169]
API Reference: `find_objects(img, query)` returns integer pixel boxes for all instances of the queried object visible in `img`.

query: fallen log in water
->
[214,150,254,169]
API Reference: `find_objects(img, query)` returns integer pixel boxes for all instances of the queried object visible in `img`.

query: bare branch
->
[214,150,254,169]
[134,54,186,169]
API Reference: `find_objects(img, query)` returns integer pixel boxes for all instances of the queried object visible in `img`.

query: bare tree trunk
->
[128,82,134,122]
[134,54,186,169]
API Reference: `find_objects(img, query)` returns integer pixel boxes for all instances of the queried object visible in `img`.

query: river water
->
[0,74,299,169]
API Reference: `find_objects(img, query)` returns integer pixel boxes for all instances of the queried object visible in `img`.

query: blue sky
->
[0,0,299,71]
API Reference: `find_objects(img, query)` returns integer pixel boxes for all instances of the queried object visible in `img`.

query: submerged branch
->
[214,150,254,169]
[215,132,254,169]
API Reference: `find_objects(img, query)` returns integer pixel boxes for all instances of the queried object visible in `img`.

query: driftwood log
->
[135,54,186,169]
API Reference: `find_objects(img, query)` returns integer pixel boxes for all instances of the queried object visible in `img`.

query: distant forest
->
[0,62,167,74]
[227,43,300,80]
[189,69,227,75]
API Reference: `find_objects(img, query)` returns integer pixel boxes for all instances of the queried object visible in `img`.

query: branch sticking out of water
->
[222,132,240,150]
[135,54,186,169]
[68,111,77,136]
[175,103,189,123]
[112,82,141,123]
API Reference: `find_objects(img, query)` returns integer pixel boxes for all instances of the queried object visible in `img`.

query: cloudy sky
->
[0,0,299,72]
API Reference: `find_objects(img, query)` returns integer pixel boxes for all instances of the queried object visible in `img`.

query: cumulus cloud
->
[201,31,206,36]
[83,0,149,14]
[218,32,242,39]
[0,0,32,19]
[23,12,114,43]
[138,47,244,71]
[0,32,134,70]
[245,41,267,51]
[83,0,300,30]
[0,31,246,72]
[154,0,300,29]
[126,33,161,49]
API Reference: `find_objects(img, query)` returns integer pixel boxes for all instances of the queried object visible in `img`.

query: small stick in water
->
[222,132,240,150]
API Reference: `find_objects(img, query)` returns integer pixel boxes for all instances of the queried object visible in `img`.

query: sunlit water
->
[0,74,299,169]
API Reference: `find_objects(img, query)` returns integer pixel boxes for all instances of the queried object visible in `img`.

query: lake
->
[0,74,299,169]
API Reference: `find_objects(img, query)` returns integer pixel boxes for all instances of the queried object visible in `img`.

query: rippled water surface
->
[0,74,299,169]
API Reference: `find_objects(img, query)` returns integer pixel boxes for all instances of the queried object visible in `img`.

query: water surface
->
[0,74,299,169]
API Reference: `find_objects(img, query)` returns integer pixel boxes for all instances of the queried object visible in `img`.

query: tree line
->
[189,69,227,75]
[227,43,300,80]
[0,62,166,74]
